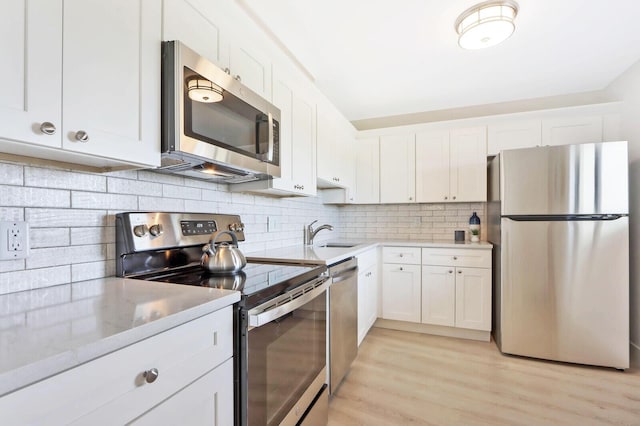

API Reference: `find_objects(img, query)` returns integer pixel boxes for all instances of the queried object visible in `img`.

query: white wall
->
[606,58,640,366]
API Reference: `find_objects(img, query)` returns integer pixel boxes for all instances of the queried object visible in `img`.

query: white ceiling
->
[240,0,640,126]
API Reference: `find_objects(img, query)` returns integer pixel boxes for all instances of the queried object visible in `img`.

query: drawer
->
[0,306,234,425]
[356,248,378,270]
[422,248,491,268]
[382,246,421,265]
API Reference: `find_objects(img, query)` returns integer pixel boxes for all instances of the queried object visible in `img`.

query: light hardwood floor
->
[328,327,640,425]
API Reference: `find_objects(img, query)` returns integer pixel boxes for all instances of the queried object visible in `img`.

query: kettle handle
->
[210,230,240,248]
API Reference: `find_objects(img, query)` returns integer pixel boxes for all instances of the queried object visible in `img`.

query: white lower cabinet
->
[421,248,492,332]
[0,307,234,425]
[379,246,493,339]
[357,248,379,346]
[421,265,491,331]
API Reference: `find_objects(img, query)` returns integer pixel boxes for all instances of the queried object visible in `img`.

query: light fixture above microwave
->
[159,41,281,183]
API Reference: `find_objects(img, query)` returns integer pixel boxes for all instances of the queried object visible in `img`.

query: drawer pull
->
[143,368,159,384]
[458,270,462,274]
[399,253,404,258]
[448,270,453,274]
[399,267,404,271]
[453,256,458,260]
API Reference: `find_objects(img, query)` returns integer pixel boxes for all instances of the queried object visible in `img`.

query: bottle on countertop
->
[469,212,480,242]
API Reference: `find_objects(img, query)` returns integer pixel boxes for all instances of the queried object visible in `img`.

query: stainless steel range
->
[116,212,330,425]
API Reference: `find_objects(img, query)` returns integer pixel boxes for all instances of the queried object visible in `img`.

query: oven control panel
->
[180,220,217,236]
[116,212,245,253]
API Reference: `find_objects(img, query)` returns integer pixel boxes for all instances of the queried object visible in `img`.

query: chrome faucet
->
[304,220,333,245]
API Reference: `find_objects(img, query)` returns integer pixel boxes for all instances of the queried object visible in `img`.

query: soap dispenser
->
[469,212,481,242]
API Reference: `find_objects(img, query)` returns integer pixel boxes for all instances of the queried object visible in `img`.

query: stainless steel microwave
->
[160,41,281,183]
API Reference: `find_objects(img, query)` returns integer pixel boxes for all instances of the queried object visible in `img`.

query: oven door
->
[242,278,329,426]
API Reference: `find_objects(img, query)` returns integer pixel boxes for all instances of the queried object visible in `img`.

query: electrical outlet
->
[267,216,281,232]
[0,221,30,260]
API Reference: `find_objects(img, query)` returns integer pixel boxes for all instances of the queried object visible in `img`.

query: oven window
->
[248,290,326,426]
[183,67,277,163]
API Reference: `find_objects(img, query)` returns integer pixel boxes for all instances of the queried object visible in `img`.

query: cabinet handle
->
[453,256,458,260]
[399,267,404,271]
[75,130,89,142]
[452,196,457,200]
[448,270,453,274]
[234,75,241,82]
[224,67,231,75]
[409,197,413,201]
[143,368,159,384]
[458,270,462,274]
[39,122,56,135]
[399,253,404,257]
[444,196,448,200]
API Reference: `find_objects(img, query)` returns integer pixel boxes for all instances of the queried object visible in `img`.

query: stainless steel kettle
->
[201,230,247,275]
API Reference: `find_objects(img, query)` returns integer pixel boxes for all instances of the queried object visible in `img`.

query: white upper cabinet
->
[542,115,603,146]
[0,0,161,169]
[62,0,160,166]
[290,88,317,195]
[161,0,230,69]
[380,133,416,203]
[487,119,542,156]
[416,127,487,203]
[228,42,272,101]
[0,0,62,150]
[317,105,356,190]
[354,137,380,204]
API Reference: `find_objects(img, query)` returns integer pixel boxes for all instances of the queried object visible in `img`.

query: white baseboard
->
[631,341,640,368]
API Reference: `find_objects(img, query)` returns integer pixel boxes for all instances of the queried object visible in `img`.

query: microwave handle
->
[266,113,274,162]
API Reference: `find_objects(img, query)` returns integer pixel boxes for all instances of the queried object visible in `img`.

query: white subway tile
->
[0,208,24,221]
[163,183,201,200]
[26,245,107,269]
[70,227,114,245]
[184,200,219,213]
[0,186,69,207]
[26,209,108,227]
[107,177,162,196]
[0,284,71,315]
[72,192,137,210]
[0,162,23,185]
[0,259,25,273]
[138,196,184,212]
[25,167,106,192]
[0,265,71,294]
[30,228,70,248]
[71,261,115,282]
[138,170,185,185]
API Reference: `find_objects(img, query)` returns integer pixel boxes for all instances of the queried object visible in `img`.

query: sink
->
[317,242,359,248]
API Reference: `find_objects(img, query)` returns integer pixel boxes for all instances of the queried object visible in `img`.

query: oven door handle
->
[248,277,330,328]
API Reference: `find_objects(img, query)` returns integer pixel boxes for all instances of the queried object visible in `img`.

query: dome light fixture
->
[455,0,519,50]
[187,78,224,103]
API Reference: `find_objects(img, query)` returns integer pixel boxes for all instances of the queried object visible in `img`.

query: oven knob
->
[228,223,237,232]
[149,224,164,237]
[237,222,245,232]
[133,224,149,237]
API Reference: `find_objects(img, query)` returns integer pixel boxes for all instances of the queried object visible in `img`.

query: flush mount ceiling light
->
[187,78,223,103]
[455,0,519,50]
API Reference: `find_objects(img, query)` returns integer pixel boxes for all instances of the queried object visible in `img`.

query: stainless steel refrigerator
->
[487,141,629,369]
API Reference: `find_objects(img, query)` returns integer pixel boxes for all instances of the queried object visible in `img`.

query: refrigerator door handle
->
[504,214,626,222]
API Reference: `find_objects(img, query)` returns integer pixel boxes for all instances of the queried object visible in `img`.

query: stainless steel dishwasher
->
[328,257,358,395]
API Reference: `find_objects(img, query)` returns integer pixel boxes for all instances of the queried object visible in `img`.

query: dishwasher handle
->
[328,257,358,282]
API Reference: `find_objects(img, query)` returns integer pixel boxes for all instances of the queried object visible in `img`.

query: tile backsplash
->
[0,160,487,295]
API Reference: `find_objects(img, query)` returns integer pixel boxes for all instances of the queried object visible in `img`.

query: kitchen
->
[1,0,640,424]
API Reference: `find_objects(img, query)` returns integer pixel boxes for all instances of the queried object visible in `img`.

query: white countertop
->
[0,277,239,397]
[246,239,493,265]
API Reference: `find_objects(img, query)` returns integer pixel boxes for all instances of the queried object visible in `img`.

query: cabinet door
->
[415,130,449,203]
[541,116,603,146]
[0,0,62,149]
[487,119,541,156]
[455,267,491,331]
[229,42,271,100]
[450,127,487,202]
[354,137,380,204]
[316,107,337,183]
[272,67,294,182]
[357,265,378,346]
[290,91,317,195]
[421,265,455,327]
[382,263,421,322]
[380,134,415,203]
[131,358,233,426]
[62,0,160,167]
[161,0,229,69]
